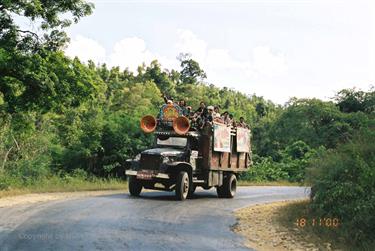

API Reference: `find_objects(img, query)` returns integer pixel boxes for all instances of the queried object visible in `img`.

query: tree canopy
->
[0,0,93,52]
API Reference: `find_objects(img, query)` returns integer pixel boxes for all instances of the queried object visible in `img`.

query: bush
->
[241,155,289,181]
[307,129,375,246]
[0,174,11,190]
[242,141,319,182]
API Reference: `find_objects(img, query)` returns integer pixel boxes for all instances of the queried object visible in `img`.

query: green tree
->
[0,0,100,120]
[0,51,105,114]
[335,87,375,114]
[269,98,367,149]
[143,60,176,96]
[177,53,207,85]
[0,0,93,52]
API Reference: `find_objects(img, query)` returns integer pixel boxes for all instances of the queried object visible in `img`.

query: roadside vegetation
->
[234,200,339,251]
[0,169,126,198]
[276,200,375,251]
[0,1,374,247]
[304,128,375,249]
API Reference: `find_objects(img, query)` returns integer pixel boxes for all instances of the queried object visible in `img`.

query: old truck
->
[125,103,252,200]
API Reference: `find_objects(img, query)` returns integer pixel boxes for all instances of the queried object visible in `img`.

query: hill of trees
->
[0,0,374,188]
[1,1,374,247]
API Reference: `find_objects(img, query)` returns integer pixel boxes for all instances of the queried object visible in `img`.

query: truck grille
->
[140,154,162,170]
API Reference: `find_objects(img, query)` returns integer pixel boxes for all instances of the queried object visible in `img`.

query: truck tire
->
[216,173,237,198]
[175,171,189,200]
[128,176,142,196]
[216,185,225,198]
[187,184,196,198]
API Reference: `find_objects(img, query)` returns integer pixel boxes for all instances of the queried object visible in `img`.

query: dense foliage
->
[307,128,375,247]
[0,0,374,187]
[1,2,375,245]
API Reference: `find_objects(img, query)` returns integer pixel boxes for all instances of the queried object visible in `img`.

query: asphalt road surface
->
[0,186,310,251]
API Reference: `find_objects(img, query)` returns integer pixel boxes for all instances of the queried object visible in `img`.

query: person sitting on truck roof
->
[229,114,236,127]
[238,116,249,129]
[214,106,220,115]
[221,111,231,125]
[186,106,192,117]
[193,102,207,125]
[194,105,213,129]
[206,106,215,123]
[195,101,208,116]
[179,100,190,117]
[162,93,174,104]
[228,113,236,127]
[213,106,222,121]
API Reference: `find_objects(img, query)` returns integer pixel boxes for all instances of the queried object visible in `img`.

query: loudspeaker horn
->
[140,115,157,133]
[173,116,190,135]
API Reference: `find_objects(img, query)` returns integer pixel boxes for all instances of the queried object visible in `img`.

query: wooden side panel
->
[230,135,238,169]
[210,146,230,169]
[210,151,219,168]
[200,134,211,169]
[221,152,229,168]
[207,125,250,172]
[230,153,238,169]
[238,152,246,169]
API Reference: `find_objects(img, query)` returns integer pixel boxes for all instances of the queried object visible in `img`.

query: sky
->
[61,0,374,104]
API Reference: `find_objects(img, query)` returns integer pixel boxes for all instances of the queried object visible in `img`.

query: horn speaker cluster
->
[140,115,190,134]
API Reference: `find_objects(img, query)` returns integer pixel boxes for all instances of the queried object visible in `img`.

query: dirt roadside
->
[232,200,338,251]
[0,190,126,208]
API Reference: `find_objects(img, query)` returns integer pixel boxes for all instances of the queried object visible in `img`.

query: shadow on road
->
[97,190,219,201]
[142,191,218,201]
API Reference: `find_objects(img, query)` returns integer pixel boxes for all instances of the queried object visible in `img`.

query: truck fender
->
[166,162,193,181]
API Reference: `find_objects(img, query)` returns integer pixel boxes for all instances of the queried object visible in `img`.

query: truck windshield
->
[157,137,187,147]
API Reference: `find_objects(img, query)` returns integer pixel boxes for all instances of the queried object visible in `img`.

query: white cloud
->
[64,31,289,103]
[252,46,288,75]
[109,37,156,72]
[65,31,287,79]
[66,35,180,72]
[175,29,207,63]
[205,49,248,70]
[174,29,287,80]
[65,35,106,64]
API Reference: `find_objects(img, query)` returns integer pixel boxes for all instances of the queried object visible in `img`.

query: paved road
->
[0,186,310,251]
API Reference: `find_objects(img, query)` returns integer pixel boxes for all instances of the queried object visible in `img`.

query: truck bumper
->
[125,170,170,179]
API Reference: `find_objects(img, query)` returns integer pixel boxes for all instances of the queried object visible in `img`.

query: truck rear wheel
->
[175,171,189,200]
[216,173,237,198]
[128,176,142,196]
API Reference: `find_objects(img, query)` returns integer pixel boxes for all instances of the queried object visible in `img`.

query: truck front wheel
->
[217,173,237,198]
[175,171,189,200]
[187,184,196,198]
[128,176,142,196]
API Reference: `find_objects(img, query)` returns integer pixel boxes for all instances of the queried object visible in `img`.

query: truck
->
[125,103,252,200]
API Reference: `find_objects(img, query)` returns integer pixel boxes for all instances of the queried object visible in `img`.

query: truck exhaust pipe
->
[173,116,190,135]
[140,115,157,133]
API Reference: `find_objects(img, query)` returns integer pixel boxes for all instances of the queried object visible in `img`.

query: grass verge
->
[238,180,301,186]
[0,176,127,198]
[234,200,342,251]
[276,200,375,251]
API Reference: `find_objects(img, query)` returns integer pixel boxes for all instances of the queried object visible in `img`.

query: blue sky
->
[63,0,375,104]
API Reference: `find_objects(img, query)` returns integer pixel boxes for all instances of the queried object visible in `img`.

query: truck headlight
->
[162,157,170,163]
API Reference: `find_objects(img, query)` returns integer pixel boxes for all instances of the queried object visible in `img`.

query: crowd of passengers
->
[162,95,249,130]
